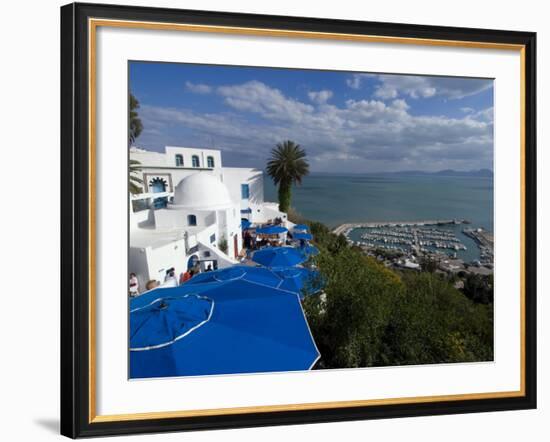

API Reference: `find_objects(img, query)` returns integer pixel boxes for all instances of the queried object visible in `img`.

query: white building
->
[129,146,287,290]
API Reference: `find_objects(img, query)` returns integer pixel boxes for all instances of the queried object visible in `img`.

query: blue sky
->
[129,62,493,173]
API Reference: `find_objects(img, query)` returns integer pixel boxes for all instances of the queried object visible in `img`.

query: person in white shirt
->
[129,273,139,297]
[163,267,178,287]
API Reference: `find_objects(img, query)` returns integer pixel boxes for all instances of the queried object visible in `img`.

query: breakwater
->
[332,219,470,236]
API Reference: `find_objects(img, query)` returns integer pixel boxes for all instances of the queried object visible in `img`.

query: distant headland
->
[381,169,493,178]
[302,169,494,177]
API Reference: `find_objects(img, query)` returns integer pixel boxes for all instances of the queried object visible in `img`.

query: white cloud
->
[391,99,410,111]
[469,107,494,123]
[374,75,437,99]
[185,81,212,94]
[307,89,333,104]
[347,73,493,101]
[140,80,493,172]
[346,73,375,90]
[217,81,313,123]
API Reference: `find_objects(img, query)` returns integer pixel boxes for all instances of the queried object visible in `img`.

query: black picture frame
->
[60,2,537,438]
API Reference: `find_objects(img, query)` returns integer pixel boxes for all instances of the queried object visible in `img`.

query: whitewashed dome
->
[172,173,233,210]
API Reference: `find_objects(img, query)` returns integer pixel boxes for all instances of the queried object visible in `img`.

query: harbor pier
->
[332,219,469,236]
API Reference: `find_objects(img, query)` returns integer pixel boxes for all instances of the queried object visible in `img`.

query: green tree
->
[302,220,494,369]
[420,255,438,273]
[378,272,493,365]
[129,93,143,146]
[129,159,143,195]
[303,247,404,368]
[463,273,494,304]
[308,221,348,254]
[266,140,309,213]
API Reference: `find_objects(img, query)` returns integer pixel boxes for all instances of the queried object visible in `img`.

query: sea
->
[264,174,494,263]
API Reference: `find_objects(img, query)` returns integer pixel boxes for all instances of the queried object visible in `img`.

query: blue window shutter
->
[241,184,250,199]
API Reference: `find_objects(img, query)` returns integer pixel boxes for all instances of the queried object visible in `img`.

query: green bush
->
[302,222,494,369]
[218,238,228,254]
[463,273,494,304]
[303,247,404,368]
[378,272,493,366]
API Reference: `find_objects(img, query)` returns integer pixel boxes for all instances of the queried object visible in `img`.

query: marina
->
[358,226,467,254]
[334,220,493,273]
[332,219,469,236]
[463,228,494,266]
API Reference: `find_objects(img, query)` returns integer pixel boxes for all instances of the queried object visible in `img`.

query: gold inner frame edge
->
[87,18,527,423]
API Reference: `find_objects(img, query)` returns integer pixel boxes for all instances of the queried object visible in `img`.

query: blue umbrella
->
[129,280,320,378]
[241,219,252,229]
[185,265,322,297]
[271,266,324,298]
[130,294,214,351]
[255,225,288,234]
[293,224,309,232]
[292,232,313,241]
[184,265,281,288]
[252,246,306,267]
[300,244,320,257]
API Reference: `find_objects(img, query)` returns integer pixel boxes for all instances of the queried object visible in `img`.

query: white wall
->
[195,221,218,247]
[223,167,265,209]
[145,237,190,282]
[135,205,240,276]
[225,206,244,257]
[1,1,547,442]
[165,146,222,170]
[128,246,150,291]
[198,240,240,268]
[214,206,243,258]
[154,207,216,231]
[132,146,222,170]
[129,207,153,230]
[221,168,285,225]
[130,146,168,167]
[131,146,224,192]
[253,202,288,225]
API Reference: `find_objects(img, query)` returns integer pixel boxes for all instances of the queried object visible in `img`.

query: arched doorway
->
[187,254,199,271]
[149,177,168,209]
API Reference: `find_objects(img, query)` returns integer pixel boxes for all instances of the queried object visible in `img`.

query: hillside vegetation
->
[299,220,494,368]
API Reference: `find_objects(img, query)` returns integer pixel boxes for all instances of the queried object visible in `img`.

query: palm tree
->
[129,159,143,195]
[129,93,143,147]
[129,93,144,195]
[266,140,309,213]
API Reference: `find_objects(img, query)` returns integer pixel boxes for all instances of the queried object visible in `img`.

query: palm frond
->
[129,158,143,194]
[129,182,143,195]
[129,174,143,184]
[266,140,310,185]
